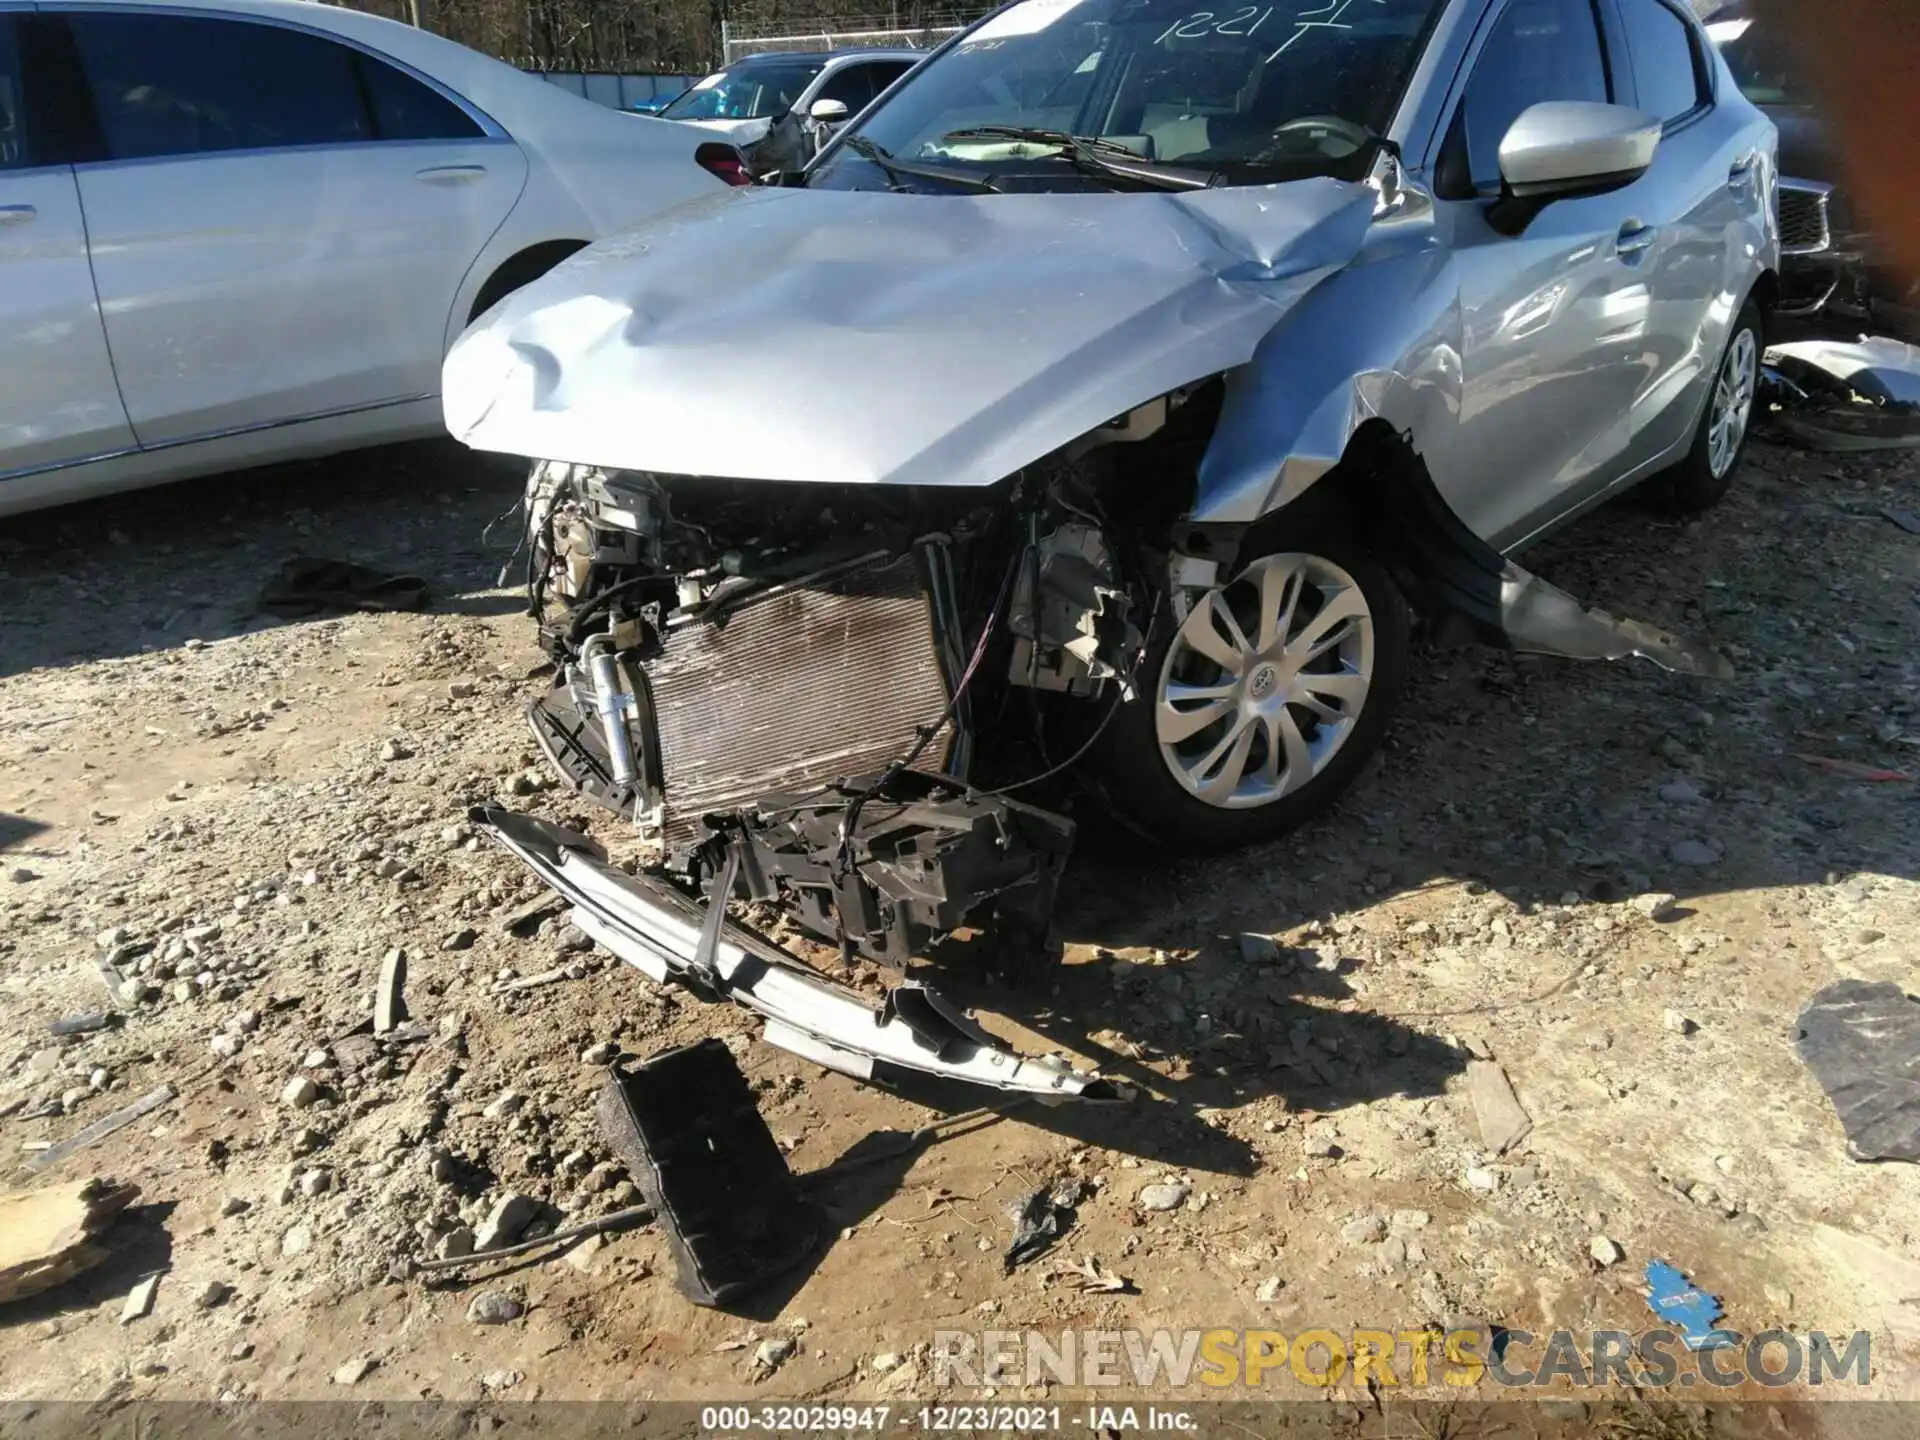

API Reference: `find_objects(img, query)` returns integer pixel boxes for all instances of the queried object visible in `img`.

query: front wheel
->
[1090,526,1410,853]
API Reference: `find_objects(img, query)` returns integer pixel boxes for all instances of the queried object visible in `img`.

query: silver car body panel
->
[444,0,1776,558]
[443,178,1378,492]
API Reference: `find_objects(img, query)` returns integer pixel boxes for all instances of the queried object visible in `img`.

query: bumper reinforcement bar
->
[472,806,1122,1102]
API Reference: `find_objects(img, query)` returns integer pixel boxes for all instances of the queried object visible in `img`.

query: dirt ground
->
[2,433,1917,1422]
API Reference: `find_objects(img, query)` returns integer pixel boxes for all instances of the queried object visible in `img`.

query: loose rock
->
[483,1091,526,1120]
[280,1076,319,1108]
[753,1337,796,1374]
[467,1290,524,1325]
[120,1275,159,1324]
[1631,892,1678,920]
[1137,1181,1190,1212]
[475,1194,539,1251]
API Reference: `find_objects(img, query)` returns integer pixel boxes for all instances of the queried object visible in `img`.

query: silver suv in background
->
[439,0,1777,1088]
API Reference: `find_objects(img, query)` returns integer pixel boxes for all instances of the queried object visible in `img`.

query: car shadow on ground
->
[0,813,50,853]
[902,441,1920,1161]
[0,441,527,681]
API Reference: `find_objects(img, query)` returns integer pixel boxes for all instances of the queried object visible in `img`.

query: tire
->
[1089,519,1411,853]
[1640,298,1764,515]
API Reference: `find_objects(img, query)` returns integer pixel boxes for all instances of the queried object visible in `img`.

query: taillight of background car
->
[695,143,754,187]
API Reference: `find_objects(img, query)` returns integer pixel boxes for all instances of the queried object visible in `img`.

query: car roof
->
[49,0,528,92]
[728,48,923,66]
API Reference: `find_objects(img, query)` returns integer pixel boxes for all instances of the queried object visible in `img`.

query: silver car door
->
[1426,0,1648,549]
[1599,0,1755,477]
[0,9,138,482]
[62,7,523,447]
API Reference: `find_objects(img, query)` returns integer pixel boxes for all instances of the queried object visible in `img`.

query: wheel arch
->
[465,239,592,327]
[1748,267,1781,338]
[1186,419,1735,679]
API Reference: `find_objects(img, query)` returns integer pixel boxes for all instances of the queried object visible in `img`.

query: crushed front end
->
[479,451,1156,1098]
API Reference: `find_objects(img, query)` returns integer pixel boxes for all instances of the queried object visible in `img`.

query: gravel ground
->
[1,435,1917,1419]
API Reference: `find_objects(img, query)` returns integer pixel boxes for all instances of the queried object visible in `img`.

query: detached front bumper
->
[472,806,1120,1102]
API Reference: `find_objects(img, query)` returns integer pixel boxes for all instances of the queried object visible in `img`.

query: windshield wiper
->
[934,126,1215,191]
[840,134,1001,193]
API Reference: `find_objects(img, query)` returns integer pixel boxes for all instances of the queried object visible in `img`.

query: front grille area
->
[645,554,953,846]
[1779,183,1832,255]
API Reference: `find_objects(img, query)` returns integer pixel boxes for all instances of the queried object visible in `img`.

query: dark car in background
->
[1709,5,1917,338]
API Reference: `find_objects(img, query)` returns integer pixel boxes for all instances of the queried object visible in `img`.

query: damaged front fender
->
[1193,219,1463,527]
[472,807,1123,1102]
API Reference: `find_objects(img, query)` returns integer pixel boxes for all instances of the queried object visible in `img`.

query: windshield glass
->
[661,60,825,120]
[810,0,1445,191]
[1708,16,1800,106]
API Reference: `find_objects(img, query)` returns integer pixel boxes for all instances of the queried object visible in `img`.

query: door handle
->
[1616,222,1657,258]
[0,204,36,226]
[414,165,487,185]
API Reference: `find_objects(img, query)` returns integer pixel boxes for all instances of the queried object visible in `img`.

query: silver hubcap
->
[1708,326,1758,479]
[1154,552,1375,809]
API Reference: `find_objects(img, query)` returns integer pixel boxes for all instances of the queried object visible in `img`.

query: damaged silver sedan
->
[442,0,1776,1092]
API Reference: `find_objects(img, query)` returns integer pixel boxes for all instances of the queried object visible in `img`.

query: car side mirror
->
[808,98,850,124]
[1487,101,1662,236]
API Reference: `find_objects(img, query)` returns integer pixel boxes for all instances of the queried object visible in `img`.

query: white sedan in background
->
[0,0,745,518]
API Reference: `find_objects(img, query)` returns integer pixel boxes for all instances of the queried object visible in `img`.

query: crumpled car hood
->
[443,179,1377,487]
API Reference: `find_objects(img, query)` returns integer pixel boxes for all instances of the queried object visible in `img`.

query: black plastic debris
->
[1795,980,1920,1162]
[595,1038,820,1307]
[1003,1179,1082,1273]
[258,557,429,617]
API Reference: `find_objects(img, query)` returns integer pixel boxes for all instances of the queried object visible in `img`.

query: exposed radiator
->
[646,553,953,846]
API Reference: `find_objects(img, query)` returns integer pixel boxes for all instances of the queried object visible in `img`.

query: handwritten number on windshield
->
[1153,0,1384,58]
[1153,6,1274,41]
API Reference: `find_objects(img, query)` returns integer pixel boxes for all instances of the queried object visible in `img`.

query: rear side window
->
[867,61,914,95]
[1443,0,1612,194]
[1616,0,1706,123]
[0,14,24,169]
[66,12,371,160]
[813,64,878,111]
[358,53,484,140]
